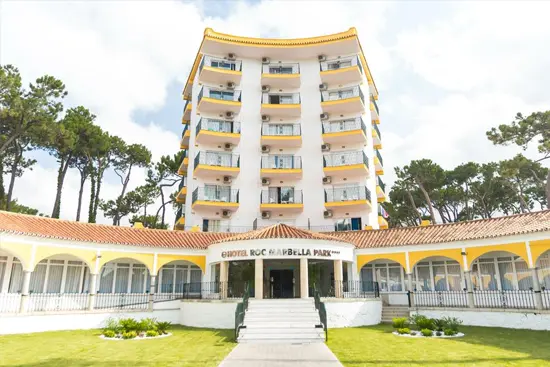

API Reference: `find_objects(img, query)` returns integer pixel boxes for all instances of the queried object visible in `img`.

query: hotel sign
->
[221,248,341,259]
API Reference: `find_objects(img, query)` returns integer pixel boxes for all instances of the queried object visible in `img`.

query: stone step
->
[238,333,325,343]
[246,310,318,315]
[245,317,320,323]
[241,327,322,335]
[244,322,320,328]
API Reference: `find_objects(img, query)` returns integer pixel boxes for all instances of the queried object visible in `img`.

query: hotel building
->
[174,27,387,233]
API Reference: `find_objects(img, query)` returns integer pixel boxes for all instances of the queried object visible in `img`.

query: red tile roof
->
[0,211,231,249]
[328,210,550,248]
[212,223,344,244]
[1,210,550,250]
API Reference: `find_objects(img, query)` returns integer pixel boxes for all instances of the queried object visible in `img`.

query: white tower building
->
[174,28,387,233]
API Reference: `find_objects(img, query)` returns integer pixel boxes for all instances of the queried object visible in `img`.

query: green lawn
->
[328,324,550,366]
[0,326,235,367]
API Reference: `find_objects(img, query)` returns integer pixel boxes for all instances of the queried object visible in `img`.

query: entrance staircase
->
[237,299,326,344]
[381,305,410,323]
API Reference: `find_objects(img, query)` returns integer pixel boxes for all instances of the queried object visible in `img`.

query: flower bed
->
[391,315,465,338]
[99,317,172,340]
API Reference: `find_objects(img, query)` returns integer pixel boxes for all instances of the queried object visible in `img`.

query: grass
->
[327,325,550,367]
[328,324,550,366]
[0,326,235,367]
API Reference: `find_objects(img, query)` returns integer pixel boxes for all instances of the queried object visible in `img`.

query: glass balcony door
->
[327,60,352,70]
[205,119,232,133]
[204,185,231,202]
[328,88,354,100]
[269,95,294,104]
[205,152,231,166]
[268,155,294,169]
[269,66,293,74]
[210,60,236,71]
[267,187,295,204]
[210,90,235,101]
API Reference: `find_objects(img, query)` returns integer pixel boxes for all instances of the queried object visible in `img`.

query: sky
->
[1,0,549,226]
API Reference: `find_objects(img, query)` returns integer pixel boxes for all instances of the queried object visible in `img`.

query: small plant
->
[146,330,159,337]
[155,321,172,334]
[119,318,139,333]
[122,331,137,339]
[139,318,157,333]
[442,317,462,332]
[397,328,410,335]
[432,318,447,332]
[102,317,121,334]
[444,328,457,336]
[421,328,433,337]
[103,330,116,338]
[416,317,434,330]
[392,317,408,329]
[436,331,443,336]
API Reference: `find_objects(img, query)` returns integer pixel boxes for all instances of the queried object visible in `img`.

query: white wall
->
[180,300,238,329]
[415,309,550,331]
[0,301,181,335]
[324,299,382,327]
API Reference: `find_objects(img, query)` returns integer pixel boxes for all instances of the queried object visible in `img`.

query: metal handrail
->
[198,86,242,104]
[373,123,381,139]
[323,151,368,168]
[319,55,362,75]
[324,186,370,203]
[371,94,379,115]
[261,155,302,169]
[375,149,383,166]
[261,189,303,204]
[322,117,366,134]
[261,123,301,136]
[196,118,240,136]
[261,93,301,104]
[262,63,300,74]
[191,187,239,204]
[377,177,385,193]
[320,85,364,104]
[194,151,240,168]
[313,283,328,342]
[200,55,242,73]
[378,204,388,218]
[181,124,189,138]
[234,281,250,341]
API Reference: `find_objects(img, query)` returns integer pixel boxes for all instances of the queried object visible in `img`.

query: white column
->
[300,258,308,299]
[406,273,414,307]
[532,268,543,310]
[19,270,32,313]
[255,258,263,299]
[220,261,228,299]
[464,270,475,308]
[149,275,157,310]
[1,256,14,293]
[334,259,343,298]
[88,273,98,310]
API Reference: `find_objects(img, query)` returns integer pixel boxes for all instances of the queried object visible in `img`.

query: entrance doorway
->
[269,269,294,298]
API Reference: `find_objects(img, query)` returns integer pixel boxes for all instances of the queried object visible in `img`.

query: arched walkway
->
[360,258,406,292]
[470,251,532,291]
[157,260,203,295]
[411,256,463,292]
[30,254,92,294]
[97,257,150,294]
[536,249,550,288]
[0,249,25,294]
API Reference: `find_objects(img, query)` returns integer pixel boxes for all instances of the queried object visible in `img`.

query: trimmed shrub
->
[432,318,447,332]
[416,317,434,330]
[421,328,433,337]
[122,331,137,339]
[102,317,121,334]
[392,317,408,329]
[139,318,157,333]
[397,328,410,335]
[155,321,172,334]
[444,328,457,336]
[119,318,140,333]
[103,330,116,338]
[146,330,159,337]
[442,317,462,332]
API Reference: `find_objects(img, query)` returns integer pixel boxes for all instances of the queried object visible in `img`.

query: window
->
[211,60,235,70]
[327,60,352,70]
[204,185,230,202]
[471,255,533,290]
[334,218,362,232]
[361,263,404,292]
[269,66,293,74]
[538,252,550,288]
[203,219,221,232]
[414,260,462,291]
[8,261,23,293]
[209,90,234,101]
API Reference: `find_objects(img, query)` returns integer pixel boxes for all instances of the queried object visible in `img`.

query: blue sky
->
[2,0,550,224]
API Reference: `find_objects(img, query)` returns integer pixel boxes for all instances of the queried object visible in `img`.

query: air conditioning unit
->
[262,178,270,186]
[261,114,270,122]
[222,210,232,218]
[223,176,232,184]
[318,55,327,62]
[261,85,270,93]
[225,111,235,119]
[320,112,329,120]
[261,145,270,153]
[262,57,270,64]
[227,53,236,61]
[322,176,332,184]
[227,82,236,90]
[224,143,233,151]
[323,210,333,218]
[319,83,328,91]
[321,143,331,152]
[261,211,271,219]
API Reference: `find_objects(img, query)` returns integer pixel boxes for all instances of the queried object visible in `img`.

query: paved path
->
[218,343,343,367]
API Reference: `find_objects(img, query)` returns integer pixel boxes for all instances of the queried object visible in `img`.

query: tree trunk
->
[0,159,5,205]
[417,181,437,224]
[546,170,550,208]
[0,134,19,156]
[406,190,423,225]
[76,170,87,221]
[6,143,23,211]
[88,174,96,223]
[51,156,71,218]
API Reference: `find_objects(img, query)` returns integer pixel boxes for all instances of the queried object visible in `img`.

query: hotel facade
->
[1,29,550,338]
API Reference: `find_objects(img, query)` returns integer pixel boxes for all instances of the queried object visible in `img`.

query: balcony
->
[322,117,367,145]
[320,56,363,86]
[195,118,241,146]
[261,93,301,118]
[372,123,382,149]
[198,55,242,86]
[376,176,387,203]
[321,85,365,116]
[261,63,300,89]
[180,125,190,149]
[261,123,301,147]
[260,189,303,214]
[177,152,189,176]
[174,207,185,231]
[324,186,371,213]
[191,187,239,213]
[374,149,384,175]
[193,151,240,178]
[260,155,302,180]
[176,178,187,204]
[197,86,242,115]
[370,95,380,123]
[378,205,389,229]
[323,151,369,178]
[182,100,192,121]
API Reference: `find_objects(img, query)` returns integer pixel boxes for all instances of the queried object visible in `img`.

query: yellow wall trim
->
[262,73,300,79]
[322,130,365,139]
[198,98,242,109]
[202,66,242,77]
[156,254,206,273]
[261,103,301,109]
[466,242,529,268]
[0,242,33,270]
[357,253,407,272]
[194,165,240,173]
[320,65,360,76]
[33,247,97,273]
[260,204,304,209]
[323,163,367,172]
[97,252,155,274]
[197,130,241,139]
[321,96,361,106]
[409,249,464,270]
[530,239,550,265]
[325,199,369,207]
[261,136,302,141]
[260,168,302,174]
[192,201,240,208]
